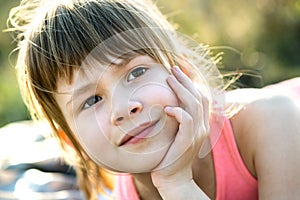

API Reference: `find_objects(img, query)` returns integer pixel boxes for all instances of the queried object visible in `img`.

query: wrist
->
[151,165,193,189]
[155,180,210,200]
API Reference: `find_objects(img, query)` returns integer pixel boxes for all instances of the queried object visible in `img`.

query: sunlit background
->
[1,0,300,127]
[0,0,299,199]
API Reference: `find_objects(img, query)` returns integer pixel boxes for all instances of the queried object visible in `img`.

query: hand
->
[151,65,210,196]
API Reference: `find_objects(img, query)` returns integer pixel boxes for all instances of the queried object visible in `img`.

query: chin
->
[110,117,179,173]
[123,144,173,173]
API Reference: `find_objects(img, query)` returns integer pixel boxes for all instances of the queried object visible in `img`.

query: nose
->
[111,101,143,125]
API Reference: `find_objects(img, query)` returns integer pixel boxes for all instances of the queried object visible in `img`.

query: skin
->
[56,55,181,173]
[227,88,300,199]
[55,55,300,199]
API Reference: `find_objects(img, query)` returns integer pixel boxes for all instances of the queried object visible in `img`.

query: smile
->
[119,121,158,146]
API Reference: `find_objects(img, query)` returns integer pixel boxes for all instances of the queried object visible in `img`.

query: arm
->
[233,95,300,199]
[154,180,209,200]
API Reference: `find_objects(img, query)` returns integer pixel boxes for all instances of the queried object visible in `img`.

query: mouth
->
[119,121,158,146]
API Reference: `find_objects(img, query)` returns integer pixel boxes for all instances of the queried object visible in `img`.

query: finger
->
[154,107,195,170]
[172,65,211,123]
[171,66,199,98]
[168,66,211,133]
[167,75,198,108]
[165,106,208,147]
[168,76,204,121]
[165,96,209,136]
[166,105,210,162]
[202,96,210,132]
[164,106,192,125]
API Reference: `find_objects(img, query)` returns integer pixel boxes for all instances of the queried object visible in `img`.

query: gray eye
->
[83,95,102,109]
[127,67,147,81]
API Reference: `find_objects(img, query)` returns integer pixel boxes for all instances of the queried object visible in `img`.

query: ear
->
[58,129,73,147]
[176,55,192,78]
[57,128,90,161]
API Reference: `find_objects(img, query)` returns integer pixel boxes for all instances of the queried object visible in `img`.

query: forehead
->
[56,54,142,94]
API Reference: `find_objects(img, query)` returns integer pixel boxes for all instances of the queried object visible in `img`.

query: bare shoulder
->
[226,88,300,198]
[226,88,300,146]
[226,88,300,137]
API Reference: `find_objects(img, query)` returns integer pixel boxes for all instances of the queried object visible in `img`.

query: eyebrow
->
[66,83,98,108]
[111,56,135,69]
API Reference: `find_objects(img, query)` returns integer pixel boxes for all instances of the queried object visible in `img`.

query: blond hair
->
[8,0,223,198]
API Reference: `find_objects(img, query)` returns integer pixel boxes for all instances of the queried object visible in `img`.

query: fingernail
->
[164,106,172,112]
[172,65,181,73]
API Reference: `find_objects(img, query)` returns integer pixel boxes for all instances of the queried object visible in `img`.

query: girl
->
[8,0,300,199]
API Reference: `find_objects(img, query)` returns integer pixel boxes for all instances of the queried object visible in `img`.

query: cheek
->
[131,82,179,107]
[71,112,120,167]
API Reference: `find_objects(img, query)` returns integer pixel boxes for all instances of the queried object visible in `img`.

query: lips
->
[119,121,158,146]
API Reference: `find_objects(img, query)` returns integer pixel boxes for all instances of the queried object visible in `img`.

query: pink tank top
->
[212,118,258,200]
[113,78,300,200]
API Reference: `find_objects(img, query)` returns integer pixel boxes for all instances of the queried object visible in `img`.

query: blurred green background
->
[0,0,300,127]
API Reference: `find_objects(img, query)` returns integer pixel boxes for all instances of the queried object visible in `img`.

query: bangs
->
[84,27,178,71]
[27,0,177,91]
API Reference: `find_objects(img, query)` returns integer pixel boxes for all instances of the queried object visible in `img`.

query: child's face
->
[55,55,180,173]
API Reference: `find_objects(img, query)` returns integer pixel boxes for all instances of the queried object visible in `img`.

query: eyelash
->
[82,95,102,110]
[127,67,148,81]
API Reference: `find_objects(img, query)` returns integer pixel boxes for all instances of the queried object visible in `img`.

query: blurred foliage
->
[0,0,300,127]
[157,0,300,87]
[0,0,29,127]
